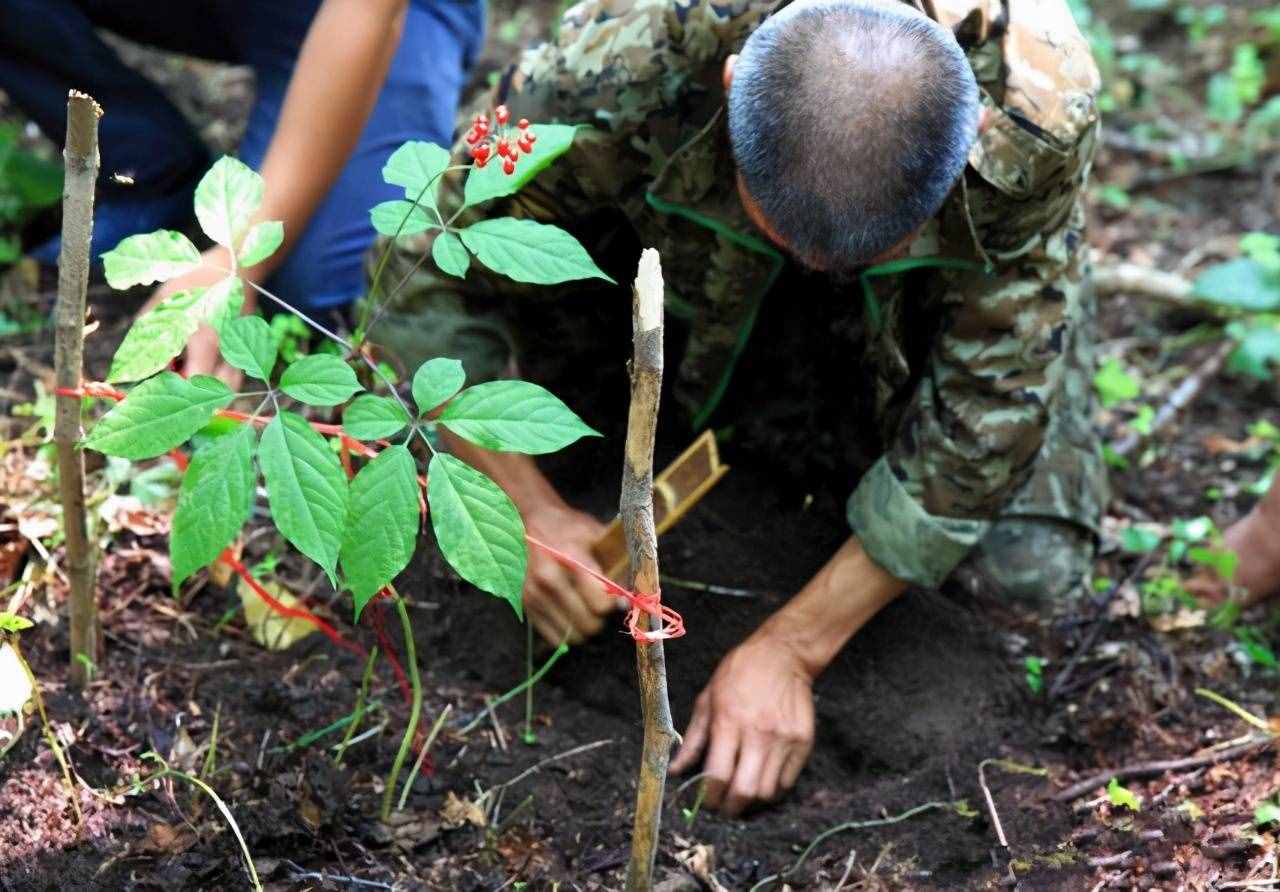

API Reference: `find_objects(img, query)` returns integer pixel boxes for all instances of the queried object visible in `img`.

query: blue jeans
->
[0,0,485,311]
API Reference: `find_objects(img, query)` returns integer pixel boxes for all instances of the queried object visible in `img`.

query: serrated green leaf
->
[259,412,348,584]
[83,373,234,459]
[101,230,201,289]
[370,200,437,236]
[171,423,256,587]
[238,220,284,267]
[412,357,465,416]
[1107,778,1141,811]
[1192,258,1280,312]
[341,445,420,617]
[195,156,264,249]
[279,354,362,406]
[220,315,278,381]
[460,217,613,285]
[432,230,470,278]
[438,380,599,454]
[107,277,246,383]
[1120,526,1162,553]
[1093,358,1140,408]
[343,394,411,440]
[382,141,451,214]
[427,453,526,615]
[462,124,579,208]
[0,613,33,633]
[1229,323,1280,380]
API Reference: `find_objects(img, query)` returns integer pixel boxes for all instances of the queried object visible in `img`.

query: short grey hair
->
[728,0,980,269]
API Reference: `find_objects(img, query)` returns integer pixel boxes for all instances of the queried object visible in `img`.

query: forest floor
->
[1,2,1279,890]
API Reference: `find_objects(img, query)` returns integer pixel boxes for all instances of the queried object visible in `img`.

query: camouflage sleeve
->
[848,5,1101,588]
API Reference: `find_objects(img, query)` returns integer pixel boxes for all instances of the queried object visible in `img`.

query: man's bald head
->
[727,0,980,270]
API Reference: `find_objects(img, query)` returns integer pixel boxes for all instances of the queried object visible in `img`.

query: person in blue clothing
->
[0,0,484,381]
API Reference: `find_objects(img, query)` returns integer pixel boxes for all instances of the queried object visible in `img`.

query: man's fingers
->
[723,733,766,817]
[758,742,791,803]
[699,721,740,811]
[780,746,807,791]
[670,697,711,774]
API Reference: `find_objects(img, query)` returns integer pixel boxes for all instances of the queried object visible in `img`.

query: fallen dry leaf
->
[440,791,486,829]
[238,578,318,651]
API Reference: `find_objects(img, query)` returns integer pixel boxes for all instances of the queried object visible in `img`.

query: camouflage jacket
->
[372,0,1104,588]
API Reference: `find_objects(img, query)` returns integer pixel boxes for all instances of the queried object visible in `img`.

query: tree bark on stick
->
[54,91,102,689]
[623,249,677,892]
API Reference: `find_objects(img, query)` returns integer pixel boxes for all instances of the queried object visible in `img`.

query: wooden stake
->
[54,91,102,689]
[623,249,677,892]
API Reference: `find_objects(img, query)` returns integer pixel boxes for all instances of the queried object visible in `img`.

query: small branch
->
[623,249,677,892]
[54,91,103,690]
[1093,261,1198,309]
[1112,341,1235,457]
[977,760,1009,848]
[1050,737,1272,803]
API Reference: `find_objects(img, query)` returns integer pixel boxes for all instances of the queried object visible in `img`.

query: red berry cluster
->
[464,105,537,176]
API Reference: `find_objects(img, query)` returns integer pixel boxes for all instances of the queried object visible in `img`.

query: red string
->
[64,381,687,644]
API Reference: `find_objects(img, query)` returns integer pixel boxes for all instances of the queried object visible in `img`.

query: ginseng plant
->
[76,107,637,821]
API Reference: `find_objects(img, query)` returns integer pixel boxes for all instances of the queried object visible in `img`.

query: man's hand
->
[671,536,908,815]
[522,501,616,645]
[139,245,246,389]
[670,631,814,815]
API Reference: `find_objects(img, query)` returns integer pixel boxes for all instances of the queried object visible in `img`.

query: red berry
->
[465,128,481,145]
[495,105,510,125]
[473,144,490,163]
[502,158,515,175]
[517,118,530,130]
[518,136,533,154]
[475,154,489,168]
[525,129,537,143]
[495,139,510,158]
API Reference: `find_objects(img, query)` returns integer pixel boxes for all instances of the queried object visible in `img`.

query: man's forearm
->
[759,536,909,679]
[250,0,407,281]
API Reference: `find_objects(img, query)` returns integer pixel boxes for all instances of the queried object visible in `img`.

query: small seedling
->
[1024,656,1046,695]
[1107,777,1141,812]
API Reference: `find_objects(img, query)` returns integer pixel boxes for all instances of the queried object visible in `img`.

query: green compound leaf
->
[343,394,411,440]
[83,373,234,460]
[1093,358,1140,408]
[171,423,256,587]
[195,155,264,250]
[370,200,437,237]
[438,380,600,454]
[432,230,470,278]
[411,357,465,416]
[1107,778,1141,812]
[102,230,201,289]
[427,453,526,616]
[459,217,613,285]
[462,123,579,208]
[341,445,420,618]
[1192,258,1280,312]
[219,315,278,382]
[382,141,451,215]
[237,220,284,268]
[259,412,348,585]
[107,277,246,383]
[279,354,362,406]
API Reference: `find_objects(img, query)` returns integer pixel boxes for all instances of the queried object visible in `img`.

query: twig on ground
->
[834,850,858,890]
[1196,687,1276,735]
[1050,737,1273,803]
[1093,261,1199,310]
[53,90,102,689]
[1111,340,1236,458]
[279,860,393,890]
[1049,552,1159,700]
[11,638,81,823]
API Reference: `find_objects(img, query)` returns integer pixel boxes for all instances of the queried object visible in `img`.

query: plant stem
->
[397,703,452,810]
[459,637,570,735]
[622,250,676,892]
[12,638,82,824]
[336,646,379,765]
[524,621,534,743]
[381,590,421,820]
[54,91,102,689]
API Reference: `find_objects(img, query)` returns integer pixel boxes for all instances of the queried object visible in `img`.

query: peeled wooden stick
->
[1111,340,1235,457]
[623,249,677,892]
[54,91,102,689]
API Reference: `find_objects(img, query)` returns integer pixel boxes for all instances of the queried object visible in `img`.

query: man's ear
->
[723,54,738,92]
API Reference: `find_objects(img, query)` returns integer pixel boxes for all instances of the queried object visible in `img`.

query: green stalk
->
[460,636,570,736]
[381,593,421,820]
[336,646,379,765]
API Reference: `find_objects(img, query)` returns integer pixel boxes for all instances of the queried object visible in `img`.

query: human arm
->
[669,536,907,815]
[1222,477,1280,604]
[150,0,410,376]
